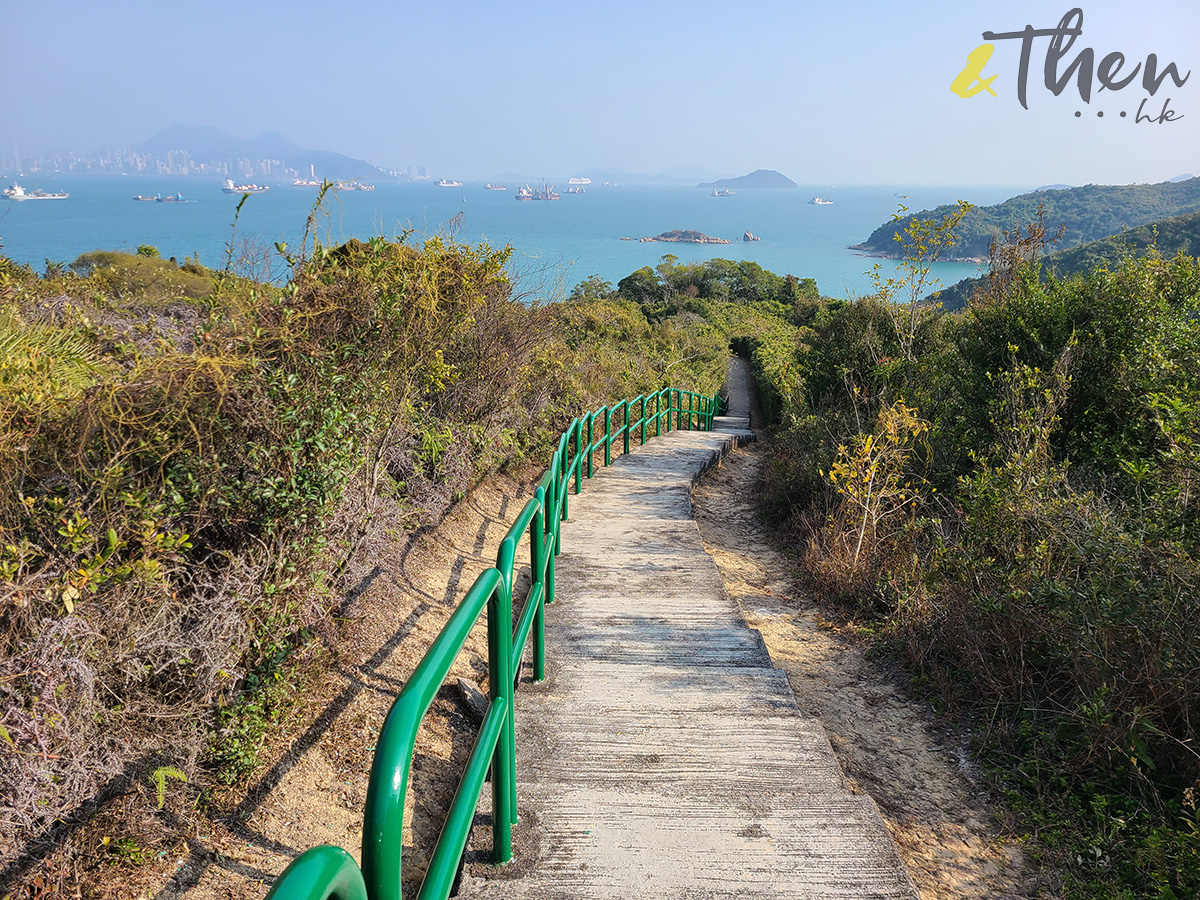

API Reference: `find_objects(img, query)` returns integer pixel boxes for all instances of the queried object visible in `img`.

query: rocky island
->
[639,229,732,244]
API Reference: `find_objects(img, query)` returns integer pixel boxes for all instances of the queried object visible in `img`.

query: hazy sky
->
[2,0,1196,185]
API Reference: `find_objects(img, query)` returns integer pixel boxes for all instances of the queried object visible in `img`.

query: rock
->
[743,231,760,242]
[455,677,489,722]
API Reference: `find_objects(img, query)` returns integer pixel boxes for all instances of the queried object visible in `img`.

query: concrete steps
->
[456,363,917,899]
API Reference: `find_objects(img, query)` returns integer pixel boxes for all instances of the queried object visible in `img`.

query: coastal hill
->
[697,169,798,190]
[143,124,391,181]
[853,177,1200,261]
[933,207,1200,310]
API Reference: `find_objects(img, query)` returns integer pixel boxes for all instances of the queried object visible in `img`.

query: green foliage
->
[68,249,215,304]
[0,233,572,863]
[935,210,1200,312]
[0,220,740,880]
[150,765,187,809]
[769,223,1200,896]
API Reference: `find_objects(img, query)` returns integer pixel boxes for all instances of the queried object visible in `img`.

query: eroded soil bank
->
[692,441,1034,900]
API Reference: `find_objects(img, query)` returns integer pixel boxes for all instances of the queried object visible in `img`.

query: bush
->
[767,244,1200,897]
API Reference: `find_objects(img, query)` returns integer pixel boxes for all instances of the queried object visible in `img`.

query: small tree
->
[868,200,971,365]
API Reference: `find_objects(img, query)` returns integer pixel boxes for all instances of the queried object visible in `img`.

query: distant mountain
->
[853,177,1200,261]
[932,208,1200,310]
[1032,183,1074,192]
[697,169,798,190]
[141,125,390,181]
[1170,173,1196,183]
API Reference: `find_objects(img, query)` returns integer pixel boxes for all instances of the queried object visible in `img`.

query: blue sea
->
[0,175,1023,299]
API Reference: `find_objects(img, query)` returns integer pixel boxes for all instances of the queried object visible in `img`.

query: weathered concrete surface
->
[458,360,917,899]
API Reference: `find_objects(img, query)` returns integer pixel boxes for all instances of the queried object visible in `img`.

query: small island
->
[639,229,732,245]
[697,168,798,190]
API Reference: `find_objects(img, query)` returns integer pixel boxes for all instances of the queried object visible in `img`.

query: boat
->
[437,179,463,187]
[568,177,591,185]
[711,186,732,197]
[534,182,559,200]
[133,194,160,201]
[514,183,534,201]
[293,177,321,186]
[4,182,68,200]
[222,178,269,194]
[809,197,834,205]
[334,180,374,191]
[484,183,507,190]
[566,186,586,194]
[156,193,188,203]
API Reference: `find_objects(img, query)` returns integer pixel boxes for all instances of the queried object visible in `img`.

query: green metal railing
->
[265,387,724,900]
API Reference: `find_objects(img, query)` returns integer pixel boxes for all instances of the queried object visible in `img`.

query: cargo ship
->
[4,182,68,200]
[222,178,269,194]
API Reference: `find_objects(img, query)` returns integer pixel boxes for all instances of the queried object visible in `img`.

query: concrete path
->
[458,359,918,899]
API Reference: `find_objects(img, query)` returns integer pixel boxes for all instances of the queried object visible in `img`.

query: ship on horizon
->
[222,178,269,194]
[514,182,560,201]
[4,182,68,201]
[809,196,833,205]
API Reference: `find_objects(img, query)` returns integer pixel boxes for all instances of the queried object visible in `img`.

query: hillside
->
[142,124,390,181]
[931,208,1200,309]
[853,177,1200,261]
[697,168,798,190]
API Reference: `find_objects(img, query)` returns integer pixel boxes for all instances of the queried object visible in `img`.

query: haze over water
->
[0,176,1022,298]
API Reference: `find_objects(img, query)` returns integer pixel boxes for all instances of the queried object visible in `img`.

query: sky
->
[1,0,1197,186]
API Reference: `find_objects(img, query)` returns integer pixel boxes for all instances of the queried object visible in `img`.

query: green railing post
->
[543,486,557,605]
[604,406,612,466]
[558,430,570,524]
[655,390,662,437]
[573,418,583,495]
[531,488,548,674]
[492,538,518,838]
[585,413,595,479]
[675,388,682,430]
[622,400,630,456]
[638,395,646,445]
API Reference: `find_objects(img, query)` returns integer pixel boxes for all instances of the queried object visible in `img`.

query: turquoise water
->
[0,175,1022,298]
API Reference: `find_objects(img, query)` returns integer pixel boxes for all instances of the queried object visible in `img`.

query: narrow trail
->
[147,357,1028,900]
[457,360,916,899]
